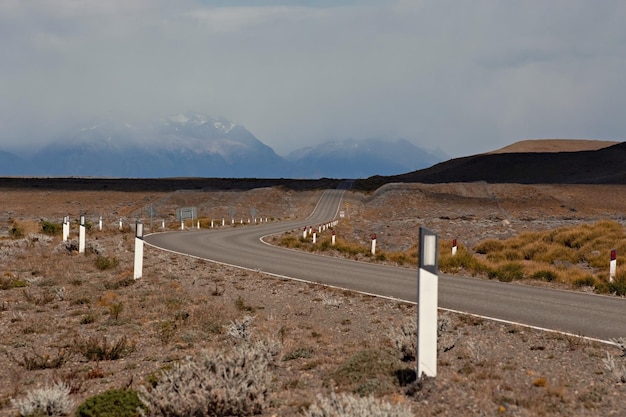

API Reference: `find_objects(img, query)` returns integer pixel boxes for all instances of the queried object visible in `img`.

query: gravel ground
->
[0,182,625,416]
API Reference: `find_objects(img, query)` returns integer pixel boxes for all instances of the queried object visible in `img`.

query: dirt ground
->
[1,181,625,416]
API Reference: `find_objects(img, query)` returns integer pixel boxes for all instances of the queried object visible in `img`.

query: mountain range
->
[0,113,444,179]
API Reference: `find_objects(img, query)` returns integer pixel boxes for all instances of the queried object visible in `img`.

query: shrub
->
[389,315,455,362]
[225,315,254,341]
[328,349,400,396]
[0,276,29,290]
[573,276,596,289]
[283,347,314,361]
[75,335,135,361]
[12,349,70,370]
[76,389,146,417]
[40,221,62,236]
[9,222,25,239]
[602,352,626,384]
[94,256,119,271]
[531,270,558,282]
[12,382,72,417]
[303,392,413,417]
[474,239,504,254]
[138,340,279,417]
[608,273,626,296]
[488,262,524,282]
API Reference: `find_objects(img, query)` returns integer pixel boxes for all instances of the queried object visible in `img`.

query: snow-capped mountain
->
[17,113,291,177]
[0,113,446,178]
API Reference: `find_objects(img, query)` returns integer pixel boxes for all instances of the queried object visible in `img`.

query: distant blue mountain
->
[0,113,446,178]
[287,138,445,178]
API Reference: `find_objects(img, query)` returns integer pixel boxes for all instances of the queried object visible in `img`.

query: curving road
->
[145,183,626,342]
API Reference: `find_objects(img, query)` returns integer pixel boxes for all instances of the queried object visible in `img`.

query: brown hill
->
[356,141,626,190]
[489,139,619,153]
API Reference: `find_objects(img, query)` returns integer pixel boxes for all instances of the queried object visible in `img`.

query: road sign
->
[176,207,197,221]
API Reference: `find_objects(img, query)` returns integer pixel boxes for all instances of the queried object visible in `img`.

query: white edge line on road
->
[143,238,620,348]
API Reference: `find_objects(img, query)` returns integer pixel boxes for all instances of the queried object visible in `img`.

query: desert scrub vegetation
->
[138,339,279,417]
[12,382,72,417]
[75,335,136,361]
[75,389,146,417]
[280,220,626,294]
[303,392,413,417]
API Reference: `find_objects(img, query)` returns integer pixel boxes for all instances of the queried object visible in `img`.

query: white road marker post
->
[98,216,103,231]
[180,220,184,230]
[133,221,144,280]
[332,230,336,246]
[313,231,317,244]
[62,216,69,242]
[371,234,377,256]
[119,218,123,231]
[197,220,200,229]
[162,219,165,229]
[610,249,617,283]
[79,214,86,254]
[222,218,225,226]
[303,227,307,240]
[452,239,457,256]
[417,227,439,378]
[211,219,214,228]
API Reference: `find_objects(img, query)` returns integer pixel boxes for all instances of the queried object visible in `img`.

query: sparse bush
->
[76,389,146,417]
[12,382,72,416]
[138,340,279,417]
[531,270,558,282]
[12,349,70,370]
[573,275,597,289]
[303,392,413,417]
[602,352,626,384]
[9,221,25,239]
[608,272,626,296]
[225,315,254,341]
[283,347,314,361]
[389,314,455,362]
[94,256,119,271]
[488,262,524,282]
[234,296,255,312]
[328,349,400,396]
[40,221,62,236]
[75,335,135,361]
[474,239,504,254]
[0,275,29,290]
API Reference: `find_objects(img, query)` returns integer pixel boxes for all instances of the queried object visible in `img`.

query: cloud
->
[1,0,625,157]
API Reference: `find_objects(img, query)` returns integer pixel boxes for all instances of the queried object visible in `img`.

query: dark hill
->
[355,142,626,191]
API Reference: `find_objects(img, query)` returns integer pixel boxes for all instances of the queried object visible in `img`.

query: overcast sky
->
[2,0,625,157]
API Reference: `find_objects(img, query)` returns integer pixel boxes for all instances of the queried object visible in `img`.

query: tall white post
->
[134,221,144,279]
[417,227,439,378]
[98,216,103,231]
[197,220,200,229]
[180,220,184,230]
[222,218,225,226]
[79,214,86,254]
[211,219,214,228]
[610,249,617,283]
[62,216,69,242]
[371,234,377,255]
[303,227,307,239]
[312,232,317,244]
[162,219,165,229]
[119,218,123,231]
[332,230,336,246]
[452,239,457,256]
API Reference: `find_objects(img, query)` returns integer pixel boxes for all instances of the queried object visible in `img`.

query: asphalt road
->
[145,184,626,342]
